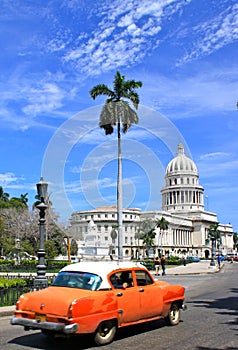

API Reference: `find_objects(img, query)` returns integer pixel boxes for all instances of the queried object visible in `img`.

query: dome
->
[166,144,198,175]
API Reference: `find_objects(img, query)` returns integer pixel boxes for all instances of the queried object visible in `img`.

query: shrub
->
[0,278,27,289]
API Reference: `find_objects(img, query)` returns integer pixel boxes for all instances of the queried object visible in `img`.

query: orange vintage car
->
[11,261,186,345]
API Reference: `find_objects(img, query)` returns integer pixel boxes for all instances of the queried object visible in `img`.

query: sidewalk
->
[0,260,222,318]
[157,259,222,276]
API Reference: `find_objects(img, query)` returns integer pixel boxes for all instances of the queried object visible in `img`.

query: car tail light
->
[15,295,24,310]
[68,304,73,319]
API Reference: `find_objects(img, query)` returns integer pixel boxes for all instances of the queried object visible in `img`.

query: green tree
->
[155,217,169,256]
[206,223,222,249]
[70,239,78,256]
[90,71,142,259]
[135,218,155,257]
[0,186,9,202]
[45,240,58,260]
[143,228,156,257]
[233,232,238,251]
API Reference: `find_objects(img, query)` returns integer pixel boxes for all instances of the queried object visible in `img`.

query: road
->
[0,263,237,350]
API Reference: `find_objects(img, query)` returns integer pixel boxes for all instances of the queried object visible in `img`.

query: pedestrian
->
[217,254,222,269]
[161,255,166,276]
[182,254,187,266]
[154,256,160,275]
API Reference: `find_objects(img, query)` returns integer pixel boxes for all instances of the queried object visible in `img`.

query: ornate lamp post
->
[34,177,48,290]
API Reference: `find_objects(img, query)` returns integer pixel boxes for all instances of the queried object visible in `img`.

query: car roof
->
[60,261,147,290]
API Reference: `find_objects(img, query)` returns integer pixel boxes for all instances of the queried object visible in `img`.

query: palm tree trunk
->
[117,119,123,260]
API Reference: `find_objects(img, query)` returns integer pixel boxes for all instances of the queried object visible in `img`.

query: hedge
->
[0,278,28,289]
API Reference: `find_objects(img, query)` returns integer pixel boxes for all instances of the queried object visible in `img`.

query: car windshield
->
[52,271,102,291]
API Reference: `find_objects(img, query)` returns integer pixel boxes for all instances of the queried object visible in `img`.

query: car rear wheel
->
[94,320,117,345]
[165,303,180,326]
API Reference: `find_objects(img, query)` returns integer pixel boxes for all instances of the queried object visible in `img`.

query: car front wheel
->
[165,303,181,326]
[94,320,117,345]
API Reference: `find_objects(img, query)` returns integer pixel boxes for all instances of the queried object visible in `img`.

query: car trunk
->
[20,286,91,317]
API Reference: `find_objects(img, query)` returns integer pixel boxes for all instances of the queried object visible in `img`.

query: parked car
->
[186,256,200,262]
[11,261,186,345]
[226,255,238,262]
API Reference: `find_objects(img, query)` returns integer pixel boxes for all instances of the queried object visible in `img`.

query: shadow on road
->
[9,319,168,349]
[191,287,238,321]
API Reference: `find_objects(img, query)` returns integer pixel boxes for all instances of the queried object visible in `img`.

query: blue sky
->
[0,0,237,231]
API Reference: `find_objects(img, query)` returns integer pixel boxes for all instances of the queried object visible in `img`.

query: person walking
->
[161,255,166,276]
[217,254,222,269]
[154,257,160,275]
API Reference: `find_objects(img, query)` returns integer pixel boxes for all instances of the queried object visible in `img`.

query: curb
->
[0,305,15,317]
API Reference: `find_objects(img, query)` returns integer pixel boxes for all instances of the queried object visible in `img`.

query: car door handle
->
[139,288,144,292]
[117,292,123,297]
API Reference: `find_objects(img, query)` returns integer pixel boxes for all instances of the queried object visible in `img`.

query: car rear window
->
[52,271,102,290]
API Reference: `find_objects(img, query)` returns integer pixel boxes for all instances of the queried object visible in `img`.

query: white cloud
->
[0,172,18,186]
[199,152,230,160]
[179,3,238,64]
[63,0,188,76]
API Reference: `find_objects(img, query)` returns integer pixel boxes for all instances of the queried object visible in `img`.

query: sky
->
[0,0,237,232]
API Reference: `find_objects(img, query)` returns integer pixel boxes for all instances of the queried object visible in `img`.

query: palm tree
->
[155,217,169,256]
[135,218,154,258]
[0,186,9,202]
[90,71,142,259]
[233,232,238,251]
[206,223,221,266]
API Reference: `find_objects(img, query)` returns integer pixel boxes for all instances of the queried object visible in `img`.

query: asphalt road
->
[1,263,237,350]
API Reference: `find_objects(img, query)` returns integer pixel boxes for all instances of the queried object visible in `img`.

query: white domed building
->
[161,143,204,213]
[69,144,234,259]
[142,144,233,258]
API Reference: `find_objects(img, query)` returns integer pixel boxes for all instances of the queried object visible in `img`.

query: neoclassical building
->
[69,144,234,259]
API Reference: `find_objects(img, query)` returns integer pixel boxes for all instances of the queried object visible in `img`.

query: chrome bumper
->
[11,317,78,334]
[182,304,187,311]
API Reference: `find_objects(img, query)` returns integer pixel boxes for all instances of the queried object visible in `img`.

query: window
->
[52,271,102,291]
[105,225,108,232]
[110,271,133,289]
[135,270,153,286]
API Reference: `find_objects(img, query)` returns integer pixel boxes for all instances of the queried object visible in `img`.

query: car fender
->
[69,291,119,333]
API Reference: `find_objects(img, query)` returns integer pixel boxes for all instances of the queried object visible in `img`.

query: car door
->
[134,269,164,319]
[110,270,140,324]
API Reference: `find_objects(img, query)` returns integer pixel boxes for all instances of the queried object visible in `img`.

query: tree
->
[45,240,58,260]
[206,223,221,266]
[0,186,9,202]
[90,71,142,259]
[206,223,221,248]
[155,217,169,256]
[135,218,155,257]
[70,239,78,256]
[233,232,238,251]
[143,228,156,257]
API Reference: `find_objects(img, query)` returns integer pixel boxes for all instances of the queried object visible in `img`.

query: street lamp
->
[34,177,48,290]
[64,235,72,264]
[210,234,216,267]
